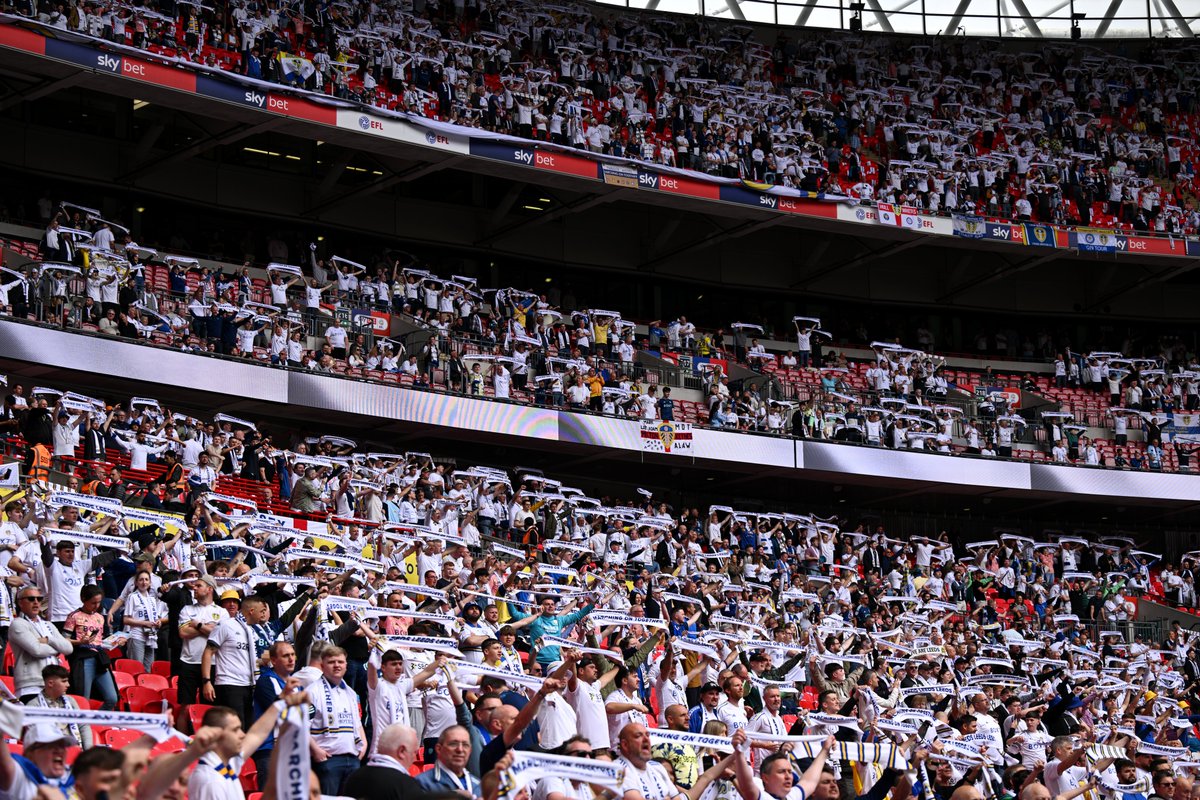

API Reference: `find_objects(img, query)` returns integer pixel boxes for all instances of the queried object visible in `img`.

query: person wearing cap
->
[202,595,272,727]
[42,526,122,630]
[688,682,722,733]
[0,724,75,797]
[217,588,243,618]
[50,405,81,473]
[179,574,228,706]
[10,584,73,703]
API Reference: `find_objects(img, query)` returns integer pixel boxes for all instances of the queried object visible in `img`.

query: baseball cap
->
[23,725,73,749]
[701,682,720,694]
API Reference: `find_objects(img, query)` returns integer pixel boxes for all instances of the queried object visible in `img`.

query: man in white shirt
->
[367,648,443,754]
[732,730,833,800]
[188,692,309,800]
[746,686,789,768]
[716,675,749,736]
[565,653,615,754]
[1043,737,1089,797]
[45,537,121,627]
[324,322,349,359]
[179,575,229,707]
[308,646,368,795]
[606,667,649,747]
[616,723,734,800]
[202,595,271,726]
[114,430,169,471]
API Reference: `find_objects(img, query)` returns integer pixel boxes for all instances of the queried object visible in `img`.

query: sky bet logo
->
[96,54,120,73]
[243,91,266,108]
[637,173,659,189]
[512,149,534,165]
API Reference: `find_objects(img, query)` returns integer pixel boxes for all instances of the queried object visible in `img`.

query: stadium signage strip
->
[2,21,1196,257]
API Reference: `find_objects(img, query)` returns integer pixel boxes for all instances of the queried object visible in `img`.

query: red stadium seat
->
[136,674,170,692]
[114,659,146,676]
[104,729,146,748]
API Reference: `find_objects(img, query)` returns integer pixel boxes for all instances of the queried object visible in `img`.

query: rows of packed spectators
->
[12,0,1200,235]
[0,384,1194,800]
[1,201,1196,473]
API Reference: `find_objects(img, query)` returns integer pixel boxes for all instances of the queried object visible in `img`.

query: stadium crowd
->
[7,198,1198,474]
[0,379,1194,800]
[0,197,1188,475]
[11,0,1200,234]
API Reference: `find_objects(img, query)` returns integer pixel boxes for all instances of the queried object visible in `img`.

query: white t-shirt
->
[1044,759,1089,797]
[535,777,592,800]
[368,675,413,753]
[750,777,806,800]
[606,688,646,747]
[421,672,457,742]
[616,757,678,800]
[716,699,749,735]
[188,752,246,800]
[179,604,229,665]
[536,690,578,751]
[206,617,256,687]
[565,678,609,750]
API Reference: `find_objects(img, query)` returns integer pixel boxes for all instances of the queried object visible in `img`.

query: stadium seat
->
[104,729,146,748]
[114,659,146,676]
[239,760,258,794]
[122,686,164,714]
[186,704,214,734]
[136,673,170,692]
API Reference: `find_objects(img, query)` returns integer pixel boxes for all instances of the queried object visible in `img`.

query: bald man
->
[343,724,423,800]
[616,722,736,800]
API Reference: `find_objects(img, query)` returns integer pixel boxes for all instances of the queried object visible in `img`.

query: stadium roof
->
[608,0,1198,39]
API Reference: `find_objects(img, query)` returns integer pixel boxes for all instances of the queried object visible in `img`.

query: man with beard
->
[459,602,499,664]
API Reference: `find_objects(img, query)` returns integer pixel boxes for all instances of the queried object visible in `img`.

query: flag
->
[876,202,898,225]
[952,213,986,239]
[278,53,316,84]
[898,206,919,230]
[0,463,17,488]
[1023,223,1056,247]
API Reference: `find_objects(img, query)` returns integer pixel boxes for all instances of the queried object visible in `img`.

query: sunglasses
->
[566,750,592,758]
[20,596,43,602]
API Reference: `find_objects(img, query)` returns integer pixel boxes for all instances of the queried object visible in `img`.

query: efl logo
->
[358,116,383,131]
[425,132,451,146]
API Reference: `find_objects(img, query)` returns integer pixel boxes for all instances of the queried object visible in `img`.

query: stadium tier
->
[2,201,1197,476]
[1,4,1200,245]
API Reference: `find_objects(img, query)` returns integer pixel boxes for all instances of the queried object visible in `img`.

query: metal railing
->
[594,0,1198,39]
